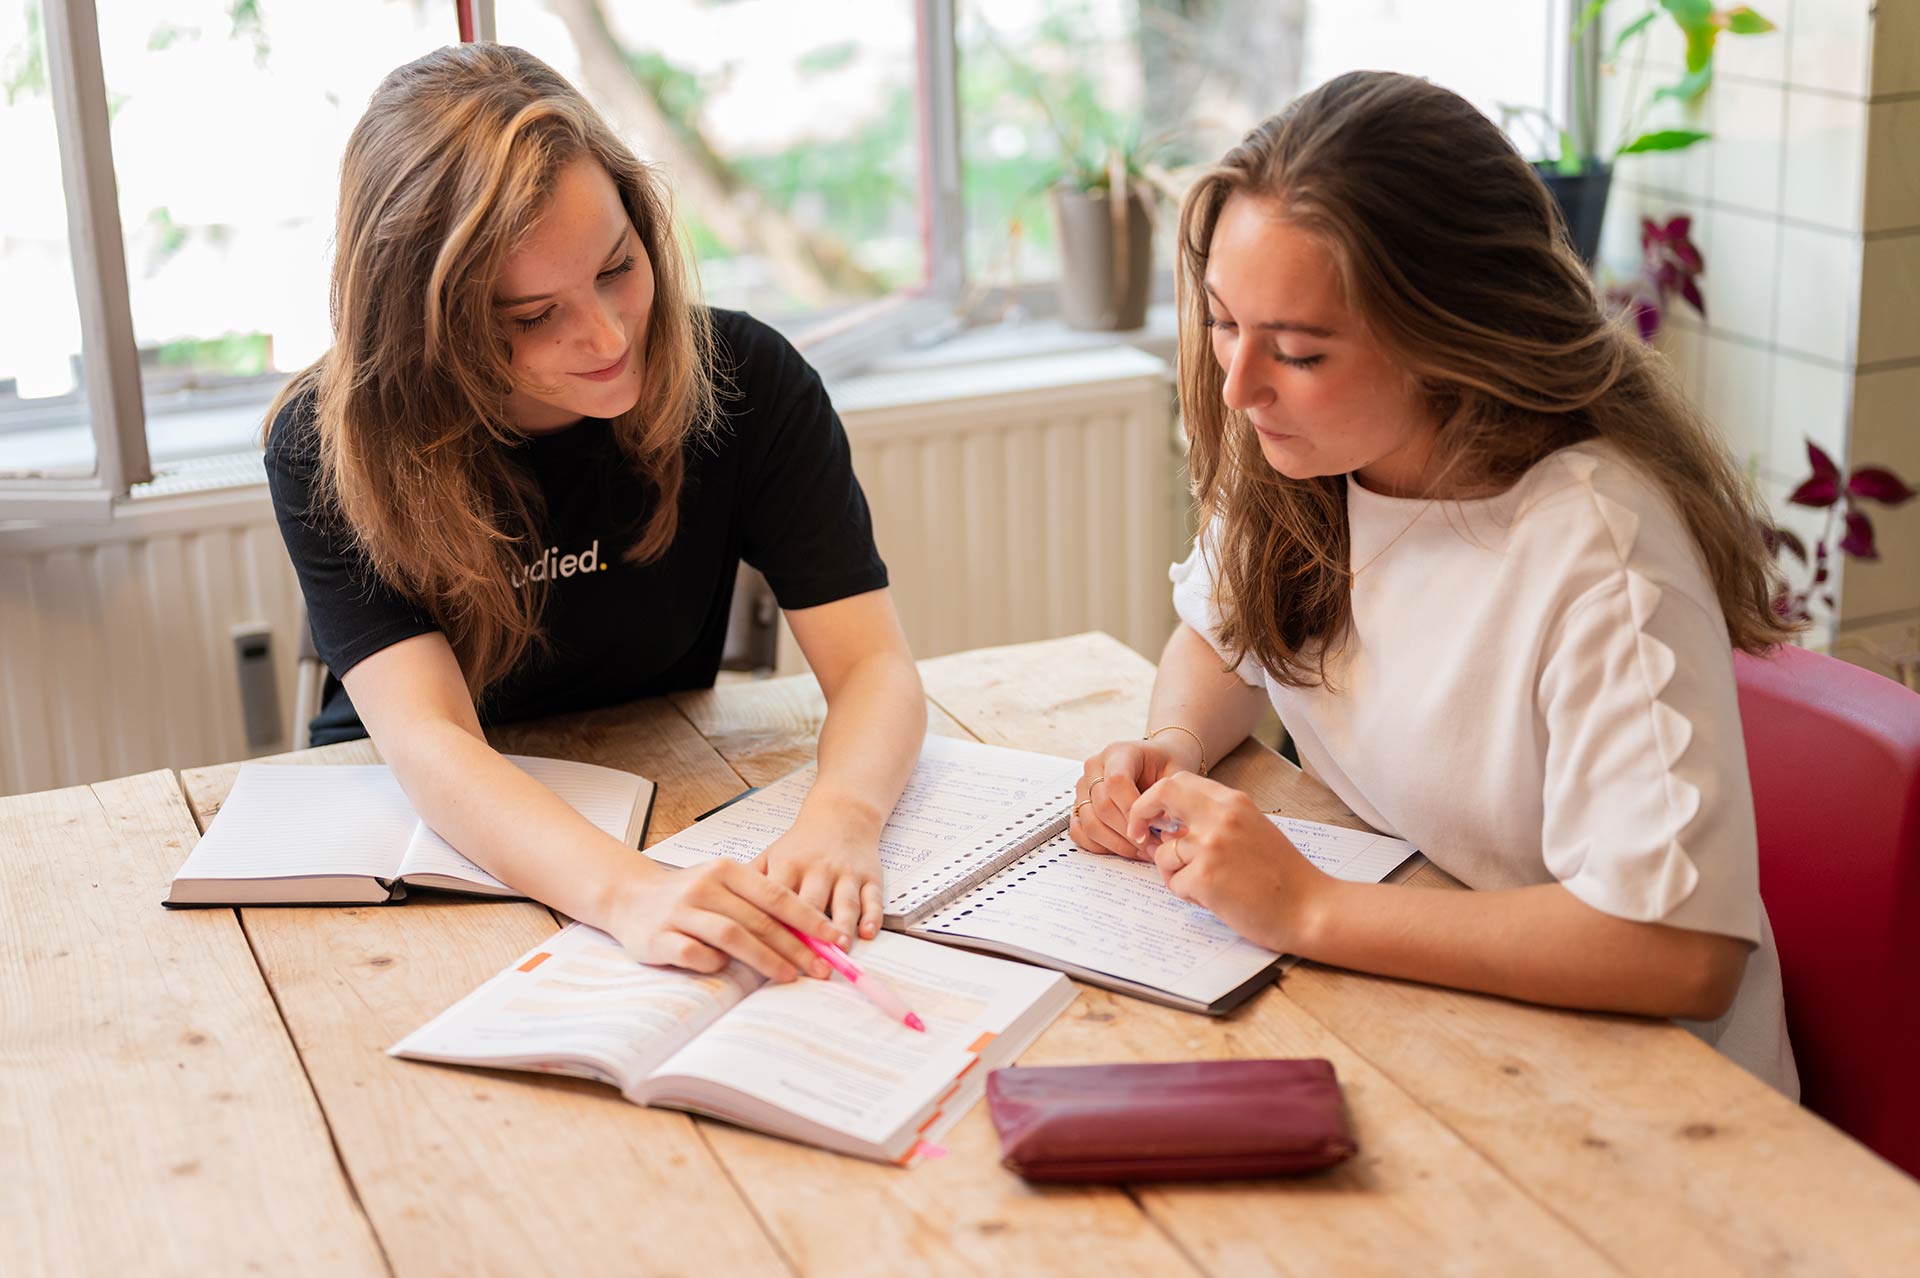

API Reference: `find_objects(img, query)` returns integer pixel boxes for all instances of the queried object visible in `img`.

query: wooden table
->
[7,633,1918,1277]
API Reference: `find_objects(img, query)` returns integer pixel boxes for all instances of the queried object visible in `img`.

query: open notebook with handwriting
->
[646,735,1418,1015]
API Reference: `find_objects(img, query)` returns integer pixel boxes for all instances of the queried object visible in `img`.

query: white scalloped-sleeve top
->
[1172,441,1798,1096]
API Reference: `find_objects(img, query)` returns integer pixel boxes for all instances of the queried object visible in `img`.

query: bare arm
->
[1298,874,1750,1022]
[1144,622,1271,774]
[1072,622,1270,857]
[343,633,841,980]
[762,587,927,938]
[1127,775,1749,1022]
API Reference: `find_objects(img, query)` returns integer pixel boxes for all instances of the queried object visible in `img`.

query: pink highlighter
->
[782,923,926,1032]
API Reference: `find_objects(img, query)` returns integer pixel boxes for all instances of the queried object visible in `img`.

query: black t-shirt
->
[267,308,888,746]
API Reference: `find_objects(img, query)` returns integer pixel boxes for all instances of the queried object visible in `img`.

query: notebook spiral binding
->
[921,832,1079,927]
[895,789,1075,923]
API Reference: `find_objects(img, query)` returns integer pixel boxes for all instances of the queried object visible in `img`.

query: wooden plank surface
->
[675,679,1204,1277]
[689,662,1620,1276]
[671,679,974,786]
[113,629,1920,1276]
[178,701,792,1278]
[922,632,1920,1275]
[1,771,386,1278]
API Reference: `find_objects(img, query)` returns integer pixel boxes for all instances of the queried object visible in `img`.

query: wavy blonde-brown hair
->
[268,43,716,695]
[1177,71,1792,688]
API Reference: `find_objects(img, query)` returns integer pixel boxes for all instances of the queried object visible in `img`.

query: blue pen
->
[1144,817,1187,843]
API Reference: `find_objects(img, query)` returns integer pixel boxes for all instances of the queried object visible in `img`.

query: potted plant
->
[1764,440,1917,628]
[1048,142,1167,331]
[1503,1,1777,262]
[1609,213,1706,340]
[979,19,1184,332]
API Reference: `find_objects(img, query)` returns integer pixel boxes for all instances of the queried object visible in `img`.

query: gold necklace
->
[1347,497,1439,580]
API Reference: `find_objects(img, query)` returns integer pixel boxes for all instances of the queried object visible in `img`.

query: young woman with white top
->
[1070,71,1798,1095]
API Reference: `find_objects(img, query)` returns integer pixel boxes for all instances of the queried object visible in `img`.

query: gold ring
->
[1073,799,1094,815]
[1089,775,1108,789]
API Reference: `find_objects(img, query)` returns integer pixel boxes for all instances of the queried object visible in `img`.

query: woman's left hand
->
[754,807,887,942]
[1126,773,1326,953]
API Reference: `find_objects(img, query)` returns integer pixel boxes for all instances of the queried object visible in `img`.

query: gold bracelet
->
[1144,724,1207,776]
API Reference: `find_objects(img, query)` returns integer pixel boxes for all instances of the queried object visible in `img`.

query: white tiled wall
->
[1601,0,1918,672]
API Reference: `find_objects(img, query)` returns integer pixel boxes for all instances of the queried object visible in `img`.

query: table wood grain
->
[8,632,1917,1277]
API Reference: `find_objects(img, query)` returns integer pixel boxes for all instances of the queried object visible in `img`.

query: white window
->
[0,0,1568,521]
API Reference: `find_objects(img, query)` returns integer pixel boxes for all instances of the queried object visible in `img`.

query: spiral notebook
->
[645,735,1418,1014]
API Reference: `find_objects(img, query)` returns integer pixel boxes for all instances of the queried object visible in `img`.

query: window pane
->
[498,0,925,325]
[960,1,1562,290]
[91,0,450,465]
[1302,2,1559,131]
[960,0,1316,289]
[0,0,94,479]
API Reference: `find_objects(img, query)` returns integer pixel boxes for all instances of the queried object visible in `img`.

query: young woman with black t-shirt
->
[265,44,925,984]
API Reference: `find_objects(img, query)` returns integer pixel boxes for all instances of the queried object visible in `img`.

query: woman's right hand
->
[1070,736,1204,862]
[604,860,844,983]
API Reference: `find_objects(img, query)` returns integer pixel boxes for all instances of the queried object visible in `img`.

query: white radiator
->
[824,344,1180,674]
[0,479,304,797]
[0,345,1178,795]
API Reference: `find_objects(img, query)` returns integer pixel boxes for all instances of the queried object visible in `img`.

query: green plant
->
[1504,1,1777,175]
[980,23,1180,205]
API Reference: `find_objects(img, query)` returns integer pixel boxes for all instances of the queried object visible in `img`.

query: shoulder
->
[260,379,341,532]
[263,380,322,473]
[706,307,815,391]
[1504,440,1717,616]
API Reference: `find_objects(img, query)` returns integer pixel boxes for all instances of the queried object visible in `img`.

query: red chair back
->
[1734,644,1920,1179]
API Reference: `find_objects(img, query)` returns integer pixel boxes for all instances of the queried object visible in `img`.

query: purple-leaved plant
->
[1609,215,1707,342]
[1764,439,1916,625]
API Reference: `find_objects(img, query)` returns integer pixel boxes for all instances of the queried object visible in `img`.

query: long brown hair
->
[1177,71,1792,687]
[268,43,717,695]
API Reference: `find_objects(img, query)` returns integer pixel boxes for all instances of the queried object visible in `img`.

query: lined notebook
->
[390,921,1075,1165]
[647,734,1082,922]
[165,756,655,907]
[646,735,1418,1014]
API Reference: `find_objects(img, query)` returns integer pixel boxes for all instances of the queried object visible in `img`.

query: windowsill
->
[846,302,1179,383]
[6,305,1184,515]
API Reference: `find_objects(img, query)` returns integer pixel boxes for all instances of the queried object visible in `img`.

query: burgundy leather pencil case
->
[986,1058,1357,1182]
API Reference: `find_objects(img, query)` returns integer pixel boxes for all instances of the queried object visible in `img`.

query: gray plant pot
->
[1535,161,1613,265]
[1052,183,1153,331]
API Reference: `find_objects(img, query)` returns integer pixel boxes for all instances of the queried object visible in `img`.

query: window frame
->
[3,0,148,520]
[3,0,1575,522]
[1,0,964,520]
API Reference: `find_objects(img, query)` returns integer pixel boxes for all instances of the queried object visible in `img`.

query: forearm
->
[803,649,926,838]
[1145,623,1269,774]
[381,718,658,925]
[1294,877,1748,1022]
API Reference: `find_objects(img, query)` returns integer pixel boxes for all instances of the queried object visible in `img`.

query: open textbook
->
[391,922,1075,1164]
[647,735,1418,1014]
[165,756,654,906]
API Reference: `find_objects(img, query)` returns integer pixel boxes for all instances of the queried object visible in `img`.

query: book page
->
[645,931,1065,1148]
[171,764,417,884]
[645,735,1080,916]
[389,923,757,1089]
[396,755,650,890]
[1271,816,1417,882]
[917,817,1418,1004]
